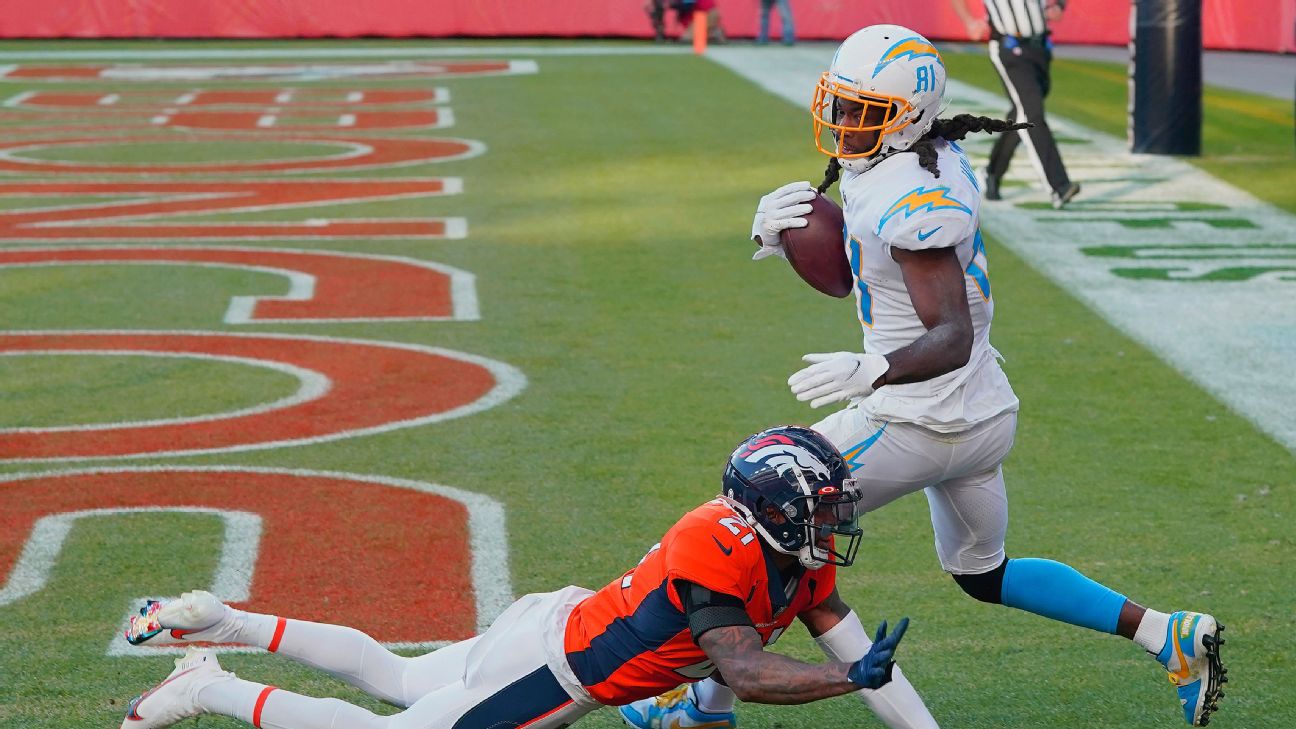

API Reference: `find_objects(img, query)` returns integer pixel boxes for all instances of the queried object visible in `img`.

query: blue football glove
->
[846,617,910,690]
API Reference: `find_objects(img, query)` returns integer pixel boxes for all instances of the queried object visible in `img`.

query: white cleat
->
[125,590,240,646]
[619,685,736,729]
[121,647,233,728]
[1157,611,1227,726]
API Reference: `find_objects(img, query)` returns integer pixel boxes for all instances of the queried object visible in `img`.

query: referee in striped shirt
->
[952,0,1080,208]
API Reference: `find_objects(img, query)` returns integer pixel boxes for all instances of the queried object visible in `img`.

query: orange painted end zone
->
[0,180,460,241]
[0,332,499,459]
[0,62,524,82]
[0,247,459,320]
[13,89,444,108]
[0,471,478,641]
[0,135,475,174]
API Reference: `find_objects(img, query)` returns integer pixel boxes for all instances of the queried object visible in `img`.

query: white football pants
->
[815,407,1018,574]
[196,587,599,729]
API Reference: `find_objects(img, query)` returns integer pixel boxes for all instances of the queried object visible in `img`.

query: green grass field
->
[0,41,1292,728]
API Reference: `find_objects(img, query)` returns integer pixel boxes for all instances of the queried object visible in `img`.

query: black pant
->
[986,37,1071,194]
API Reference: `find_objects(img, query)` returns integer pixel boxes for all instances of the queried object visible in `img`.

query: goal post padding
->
[1129,0,1203,155]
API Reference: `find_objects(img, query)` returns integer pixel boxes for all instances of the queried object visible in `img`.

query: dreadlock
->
[816,114,1032,192]
[911,114,1031,178]
[815,157,841,195]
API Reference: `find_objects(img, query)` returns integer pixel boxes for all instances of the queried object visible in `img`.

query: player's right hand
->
[788,352,890,408]
[751,180,815,260]
[846,617,910,690]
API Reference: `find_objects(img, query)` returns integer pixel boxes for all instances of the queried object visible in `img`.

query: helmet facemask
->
[812,72,916,161]
[725,470,864,570]
[810,25,948,173]
[800,483,864,569]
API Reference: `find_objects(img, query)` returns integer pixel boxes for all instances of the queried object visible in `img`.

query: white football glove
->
[751,180,815,261]
[788,352,890,409]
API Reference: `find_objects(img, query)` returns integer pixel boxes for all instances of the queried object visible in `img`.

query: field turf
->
[0,41,1292,728]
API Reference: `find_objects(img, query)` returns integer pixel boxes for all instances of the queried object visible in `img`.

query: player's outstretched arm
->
[698,624,858,704]
[799,590,941,729]
[698,618,907,706]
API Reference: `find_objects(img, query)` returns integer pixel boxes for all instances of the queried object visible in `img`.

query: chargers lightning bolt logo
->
[873,37,942,77]
[876,186,972,235]
[840,422,887,471]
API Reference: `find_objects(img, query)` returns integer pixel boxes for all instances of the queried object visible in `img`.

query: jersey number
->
[849,229,991,327]
[848,235,874,328]
[620,517,754,591]
[718,517,756,545]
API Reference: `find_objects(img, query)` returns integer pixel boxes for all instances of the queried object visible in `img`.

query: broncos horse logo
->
[740,435,832,482]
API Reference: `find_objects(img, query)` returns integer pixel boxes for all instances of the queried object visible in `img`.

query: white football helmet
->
[812,24,947,172]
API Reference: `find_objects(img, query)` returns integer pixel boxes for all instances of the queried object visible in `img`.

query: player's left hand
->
[788,352,890,408]
[847,617,910,690]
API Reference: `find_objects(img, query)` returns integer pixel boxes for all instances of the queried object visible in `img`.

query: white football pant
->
[197,587,598,729]
[814,408,1017,574]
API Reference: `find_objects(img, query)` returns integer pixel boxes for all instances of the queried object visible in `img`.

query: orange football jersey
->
[563,499,836,705]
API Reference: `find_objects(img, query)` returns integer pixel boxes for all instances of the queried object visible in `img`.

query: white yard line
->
[709,46,1296,452]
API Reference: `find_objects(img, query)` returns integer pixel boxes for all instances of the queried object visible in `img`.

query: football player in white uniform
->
[623,24,1226,729]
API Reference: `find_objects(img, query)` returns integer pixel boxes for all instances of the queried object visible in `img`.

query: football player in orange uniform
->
[117,426,932,729]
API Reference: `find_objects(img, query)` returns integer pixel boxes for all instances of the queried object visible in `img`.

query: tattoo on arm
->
[698,625,859,705]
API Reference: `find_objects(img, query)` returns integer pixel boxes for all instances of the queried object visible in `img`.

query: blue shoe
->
[1156,611,1227,725]
[619,685,737,729]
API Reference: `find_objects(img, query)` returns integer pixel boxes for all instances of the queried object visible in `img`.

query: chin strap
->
[798,545,826,570]
[838,147,901,173]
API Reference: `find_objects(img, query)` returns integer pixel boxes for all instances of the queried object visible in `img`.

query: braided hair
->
[816,114,1032,193]
[815,157,842,195]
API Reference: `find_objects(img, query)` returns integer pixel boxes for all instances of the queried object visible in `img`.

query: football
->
[779,192,853,298]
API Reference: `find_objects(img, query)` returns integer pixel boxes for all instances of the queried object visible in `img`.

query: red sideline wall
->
[7,0,1292,53]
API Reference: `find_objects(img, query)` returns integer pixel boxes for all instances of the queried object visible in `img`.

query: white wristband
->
[815,610,941,729]
[814,608,870,661]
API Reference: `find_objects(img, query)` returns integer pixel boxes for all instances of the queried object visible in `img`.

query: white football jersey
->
[837,138,1018,431]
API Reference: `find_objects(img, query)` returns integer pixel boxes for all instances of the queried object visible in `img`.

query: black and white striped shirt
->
[983,0,1049,38]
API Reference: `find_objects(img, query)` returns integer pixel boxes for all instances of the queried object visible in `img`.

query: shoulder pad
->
[875,185,976,250]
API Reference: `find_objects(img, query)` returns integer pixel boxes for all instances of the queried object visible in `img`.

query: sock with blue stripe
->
[1000,558,1128,634]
